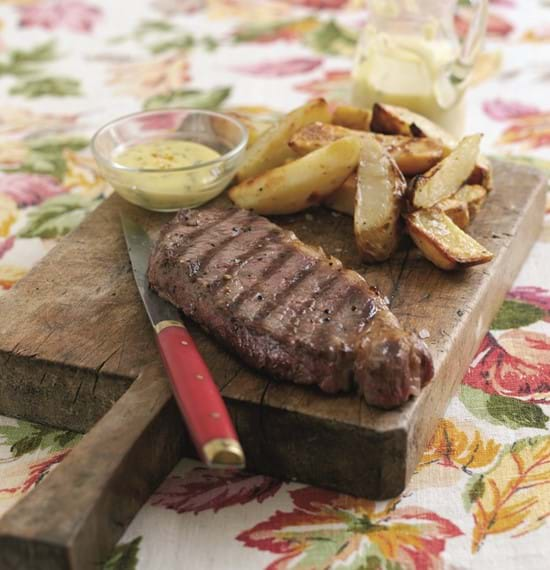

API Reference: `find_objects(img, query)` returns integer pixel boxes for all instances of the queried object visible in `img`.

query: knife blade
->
[121,214,245,469]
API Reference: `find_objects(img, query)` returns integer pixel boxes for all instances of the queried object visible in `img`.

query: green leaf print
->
[0,420,80,458]
[10,76,81,98]
[143,86,231,110]
[305,20,357,56]
[18,194,100,238]
[491,300,545,329]
[233,19,296,42]
[103,537,142,570]
[17,136,89,180]
[0,41,58,77]
[149,34,195,54]
[460,385,548,429]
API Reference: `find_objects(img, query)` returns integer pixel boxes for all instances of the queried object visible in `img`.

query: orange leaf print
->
[465,436,550,553]
[420,418,501,471]
[0,264,27,290]
[0,193,17,237]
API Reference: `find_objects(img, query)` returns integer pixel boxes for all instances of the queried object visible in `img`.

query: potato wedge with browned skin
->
[405,208,493,270]
[229,136,361,215]
[332,104,371,130]
[408,134,482,210]
[371,103,456,149]
[453,184,488,218]
[289,122,444,176]
[467,154,493,192]
[437,199,470,229]
[236,98,331,182]
[371,103,493,192]
[324,179,471,225]
[354,136,405,262]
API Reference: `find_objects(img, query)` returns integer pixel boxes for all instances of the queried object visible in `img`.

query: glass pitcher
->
[351,0,488,136]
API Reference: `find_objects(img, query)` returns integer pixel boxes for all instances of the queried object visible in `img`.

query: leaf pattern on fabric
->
[420,418,501,471]
[0,236,15,260]
[507,286,550,313]
[464,436,550,552]
[62,150,110,199]
[17,136,90,181]
[491,300,546,329]
[487,106,550,148]
[0,173,64,206]
[463,333,550,404]
[143,86,231,111]
[150,467,282,514]
[460,386,549,430]
[0,193,18,237]
[18,1,102,34]
[18,194,100,238]
[483,99,541,121]
[304,19,357,56]
[107,52,191,98]
[10,76,82,98]
[238,487,462,570]
[0,106,78,138]
[2,450,70,495]
[233,57,322,77]
[233,17,319,43]
[455,9,515,38]
[0,264,27,290]
[294,69,351,100]
[103,536,142,570]
[0,420,81,458]
[0,40,58,78]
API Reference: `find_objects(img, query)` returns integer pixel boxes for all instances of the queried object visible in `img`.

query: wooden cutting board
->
[0,160,546,501]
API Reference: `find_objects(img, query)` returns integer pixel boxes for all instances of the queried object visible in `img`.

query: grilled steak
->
[148,208,433,408]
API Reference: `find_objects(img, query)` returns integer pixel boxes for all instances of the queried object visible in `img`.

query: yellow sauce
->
[352,30,466,137]
[112,139,222,211]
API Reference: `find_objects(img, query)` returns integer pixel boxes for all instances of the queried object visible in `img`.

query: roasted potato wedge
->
[324,170,471,222]
[453,184,488,218]
[229,136,361,215]
[437,198,470,230]
[332,104,371,131]
[408,134,481,210]
[323,172,356,215]
[236,98,331,182]
[289,122,444,176]
[405,208,493,270]
[370,103,456,150]
[371,103,493,192]
[467,154,493,192]
[354,136,405,262]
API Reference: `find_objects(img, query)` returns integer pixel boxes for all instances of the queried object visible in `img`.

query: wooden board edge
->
[0,352,133,433]
[0,364,184,570]
[227,397,409,499]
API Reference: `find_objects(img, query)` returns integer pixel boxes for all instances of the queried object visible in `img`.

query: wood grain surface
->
[0,363,185,570]
[0,160,546,500]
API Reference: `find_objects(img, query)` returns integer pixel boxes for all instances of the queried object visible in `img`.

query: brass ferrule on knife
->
[203,438,245,469]
[154,320,185,334]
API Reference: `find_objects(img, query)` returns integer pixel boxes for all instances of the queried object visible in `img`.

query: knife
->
[121,215,245,469]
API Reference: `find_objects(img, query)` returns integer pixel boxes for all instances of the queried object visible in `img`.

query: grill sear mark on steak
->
[148,207,434,409]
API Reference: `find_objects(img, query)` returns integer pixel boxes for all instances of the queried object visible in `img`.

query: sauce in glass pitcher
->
[352,0,488,137]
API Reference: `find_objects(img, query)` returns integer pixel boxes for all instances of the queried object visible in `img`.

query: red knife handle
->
[155,320,244,468]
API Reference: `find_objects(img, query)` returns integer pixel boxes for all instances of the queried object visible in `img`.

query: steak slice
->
[148,207,433,408]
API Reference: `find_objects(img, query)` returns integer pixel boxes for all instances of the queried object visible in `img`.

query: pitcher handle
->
[452,0,489,84]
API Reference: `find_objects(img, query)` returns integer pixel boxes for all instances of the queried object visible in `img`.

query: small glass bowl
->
[91,108,248,212]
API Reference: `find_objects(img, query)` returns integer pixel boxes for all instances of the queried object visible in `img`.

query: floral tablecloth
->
[0,1,549,569]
